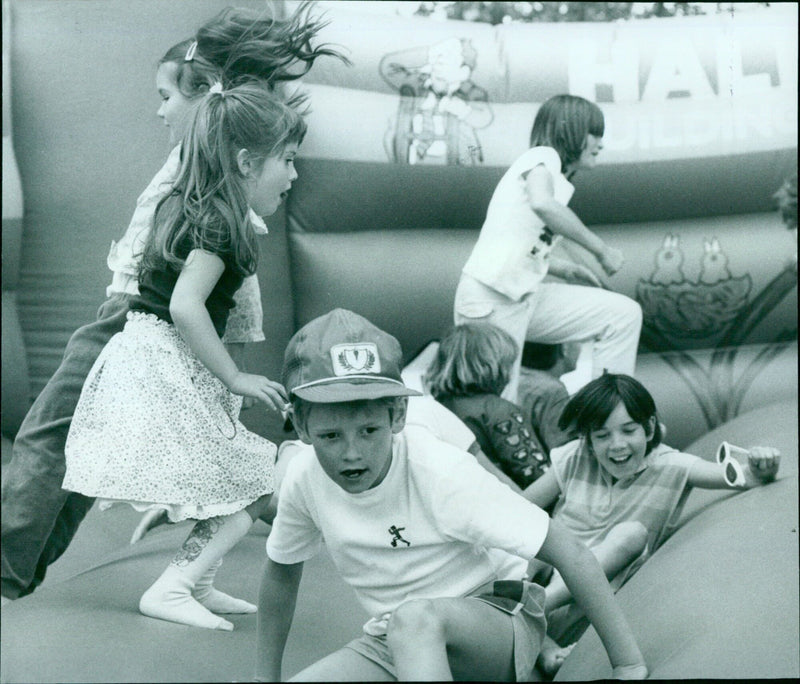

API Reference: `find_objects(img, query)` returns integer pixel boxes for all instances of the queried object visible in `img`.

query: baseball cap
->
[282,308,423,402]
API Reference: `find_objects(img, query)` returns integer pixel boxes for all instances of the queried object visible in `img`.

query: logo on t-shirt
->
[530,226,557,257]
[388,524,410,547]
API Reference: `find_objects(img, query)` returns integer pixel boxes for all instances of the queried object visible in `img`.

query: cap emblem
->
[331,343,380,376]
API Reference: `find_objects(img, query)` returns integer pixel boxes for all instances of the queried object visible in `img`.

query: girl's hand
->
[598,246,625,276]
[566,263,604,288]
[747,446,780,483]
[228,373,288,413]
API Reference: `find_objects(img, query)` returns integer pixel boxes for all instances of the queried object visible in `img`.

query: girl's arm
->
[521,467,561,509]
[254,558,304,682]
[547,256,605,287]
[686,447,781,489]
[535,518,647,678]
[170,249,286,411]
[526,164,624,276]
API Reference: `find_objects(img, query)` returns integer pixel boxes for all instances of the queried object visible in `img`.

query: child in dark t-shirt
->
[518,341,579,453]
[425,323,549,489]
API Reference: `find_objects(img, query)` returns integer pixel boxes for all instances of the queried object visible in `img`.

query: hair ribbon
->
[209,82,225,97]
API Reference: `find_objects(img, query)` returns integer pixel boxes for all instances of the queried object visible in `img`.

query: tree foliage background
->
[410,2,772,24]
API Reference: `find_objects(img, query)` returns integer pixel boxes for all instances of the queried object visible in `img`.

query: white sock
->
[193,559,256,614]
[139,565,234,631]
[139,510,254,630]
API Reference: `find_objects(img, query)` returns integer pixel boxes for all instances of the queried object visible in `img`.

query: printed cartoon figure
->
[632,179,796,434]
[380,37,493,165]
[698,237,732,284]
[649,234,685,285]
[636,234,752,345]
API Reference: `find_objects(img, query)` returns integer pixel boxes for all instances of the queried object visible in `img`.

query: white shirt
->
[404,395,476,452]
[462,146,574,301]
[267,426,549,621]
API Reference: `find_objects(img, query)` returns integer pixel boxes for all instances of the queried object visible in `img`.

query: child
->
[522,372,780,647]
[454,94,642,403]
[1,3,345,602]
[424,323,551,490]
[62,84,307,631]
[518,341,579,453]
[254,308,647,681]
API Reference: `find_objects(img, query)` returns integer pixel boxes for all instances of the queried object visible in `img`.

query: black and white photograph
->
[1,1,797,681]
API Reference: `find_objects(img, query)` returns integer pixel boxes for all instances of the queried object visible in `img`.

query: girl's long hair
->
[161,2,349,104]
[529,94,604,171]
[425,324,518,399]
[139,84,306,279]
[558,373,663,455]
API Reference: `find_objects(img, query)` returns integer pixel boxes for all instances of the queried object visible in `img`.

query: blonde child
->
[63,84,307,631]
[523,373,780,656]
[424,323,551,490]
[255,308,647,681]
[1,3,345,602]
[454,94,642,402]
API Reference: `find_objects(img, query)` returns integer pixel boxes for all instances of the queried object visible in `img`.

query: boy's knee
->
[387,599,444,645]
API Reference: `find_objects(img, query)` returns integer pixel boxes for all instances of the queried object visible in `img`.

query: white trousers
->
[454,274,642,403]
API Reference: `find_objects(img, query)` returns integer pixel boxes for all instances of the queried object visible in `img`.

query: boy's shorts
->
[344,579,547,681]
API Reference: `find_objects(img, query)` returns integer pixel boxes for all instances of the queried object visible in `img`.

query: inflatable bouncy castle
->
[1,1,797,681]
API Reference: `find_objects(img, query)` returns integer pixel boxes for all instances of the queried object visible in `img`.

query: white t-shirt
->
[267,425,550,621]
[404,395,476,452]
[462,146,574,301]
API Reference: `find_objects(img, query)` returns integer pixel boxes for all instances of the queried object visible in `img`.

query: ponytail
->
[141,84,306,280]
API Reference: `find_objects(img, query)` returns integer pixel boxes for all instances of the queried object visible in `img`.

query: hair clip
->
[184,41,198,62]
[209,82,224,96]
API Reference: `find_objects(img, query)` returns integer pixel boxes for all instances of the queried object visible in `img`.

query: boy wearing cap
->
[254,309,647,681]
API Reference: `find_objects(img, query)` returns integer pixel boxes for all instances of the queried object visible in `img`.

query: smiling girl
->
[522,373,780,667]
[454,94,642,402]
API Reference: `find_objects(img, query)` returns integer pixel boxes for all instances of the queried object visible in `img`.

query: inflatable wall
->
[282,1,797,448]
[1,0,796,452]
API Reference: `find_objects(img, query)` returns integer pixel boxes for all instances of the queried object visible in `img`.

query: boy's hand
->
[228,373,288,413]
[598,246,625,276]
[747,446,780,483]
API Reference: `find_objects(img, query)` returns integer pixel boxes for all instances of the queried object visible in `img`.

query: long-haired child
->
[63,85,307,631]
[454,94,642,403]
[1,2,345,602]
[425,323,551,490]
[523,373,780,663]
